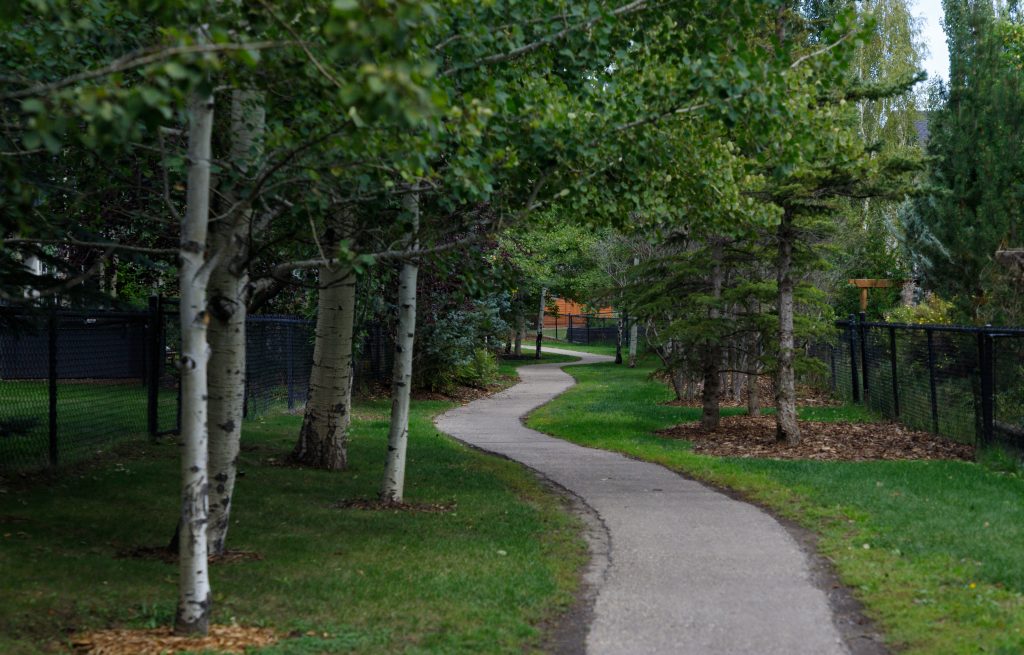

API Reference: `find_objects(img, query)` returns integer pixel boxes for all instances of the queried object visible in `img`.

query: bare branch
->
[5,236,177,255]
[441,0,649,76]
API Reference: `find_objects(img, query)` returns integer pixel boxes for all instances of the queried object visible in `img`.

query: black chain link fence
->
[1,300,394,474]
[811,317,1024,450]
[564,314,633,346]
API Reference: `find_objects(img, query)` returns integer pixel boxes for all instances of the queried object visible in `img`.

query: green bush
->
[454,348,501,389]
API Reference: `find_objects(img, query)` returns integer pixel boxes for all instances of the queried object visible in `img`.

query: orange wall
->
[544,297,614,326]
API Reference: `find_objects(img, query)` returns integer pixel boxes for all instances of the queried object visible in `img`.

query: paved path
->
[436,347,848,655]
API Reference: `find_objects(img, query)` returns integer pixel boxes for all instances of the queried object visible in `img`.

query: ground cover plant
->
[527,358,1024,655]
[0,354,586,655]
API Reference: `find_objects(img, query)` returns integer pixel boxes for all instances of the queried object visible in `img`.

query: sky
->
[911,0,949,82]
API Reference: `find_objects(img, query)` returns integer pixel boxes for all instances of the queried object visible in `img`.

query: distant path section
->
[435,346,848,655]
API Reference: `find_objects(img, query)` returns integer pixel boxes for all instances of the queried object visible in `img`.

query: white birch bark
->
[534,287,546,358]
[775,211,800,444]
[293,262,356,470]
[628,256,639,368]
[175,88,215,637]
[206,90,265,555]
[380,193,419,502]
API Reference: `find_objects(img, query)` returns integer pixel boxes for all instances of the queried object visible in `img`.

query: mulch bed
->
[117,546,263,565]
[412,376,517,404]
[71,625,279,654]
[662,379,840,409]
[331,498,455,513]
[658,415,975,461]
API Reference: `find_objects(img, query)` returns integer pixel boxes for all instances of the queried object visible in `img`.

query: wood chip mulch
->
[662,380,840,409]
[71,624,279,654]
[412,377,517,404]
[331,498,455,513]
[657,415,975,461]
[117,546,263,565]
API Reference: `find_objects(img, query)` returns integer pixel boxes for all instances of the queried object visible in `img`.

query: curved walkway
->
[435,347,848,655]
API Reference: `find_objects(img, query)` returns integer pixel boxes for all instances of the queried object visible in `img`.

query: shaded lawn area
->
[0,353,586,655]
[0,381,179,472]
[532,341,620,356]
[527,360,1024,655]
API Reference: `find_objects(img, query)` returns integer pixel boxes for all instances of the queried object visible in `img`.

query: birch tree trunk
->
[205,90,265,556]
[775,211,800,444]
[175,88,215,637]
[292,263,356,469]
[701,241,723,431]
[380,193,419,502]
[628,257,639,367]
[534,287,545,359]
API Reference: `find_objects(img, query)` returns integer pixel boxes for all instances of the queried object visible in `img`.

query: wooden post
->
[848,278,899,313]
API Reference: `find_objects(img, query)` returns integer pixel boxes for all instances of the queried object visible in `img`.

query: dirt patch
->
[71,624,279,654]
[117,547,263,565]
[331,498,455,513]
[658,415,974,461]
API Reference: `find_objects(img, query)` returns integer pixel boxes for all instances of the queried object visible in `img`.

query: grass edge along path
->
[0,352,587,655]
[526,359,1024,655]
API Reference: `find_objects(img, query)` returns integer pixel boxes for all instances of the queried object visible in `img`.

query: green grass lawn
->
[527,360,1024,655]
[532,340,620,356]
[0,381,179,472]
[0,352,586,655]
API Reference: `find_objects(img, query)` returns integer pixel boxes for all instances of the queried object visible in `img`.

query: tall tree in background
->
[904,1,1024,322]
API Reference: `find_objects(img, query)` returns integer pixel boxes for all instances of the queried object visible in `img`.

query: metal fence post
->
[889,326,900,417]
[47,308,58,469]
[927,328,939,434]
[829,342,837,393]
[586,315,591,345]
[858,311,869,400]
[979,329,995,446]
[146,296,160,436]
[286,322,295,410]
[848,317,860,403]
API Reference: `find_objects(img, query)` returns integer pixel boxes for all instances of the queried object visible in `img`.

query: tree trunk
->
[504,330,512,354]
[514,302,524,357]
[701,241,723,431]
[615,316,624,364]
[205,89,264,556]
[534,287,545,359]
[293,264,356,469]
[628,257,639,367]
[775,212,800,443]
[380,194,420,502]
[747,331,761,417]
[174,88,215,637]
[670,368,685,401]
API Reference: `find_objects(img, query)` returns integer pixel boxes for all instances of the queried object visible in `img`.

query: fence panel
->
[564,314,632,345]
[813,319,1024,450]
[0,301,400,474]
